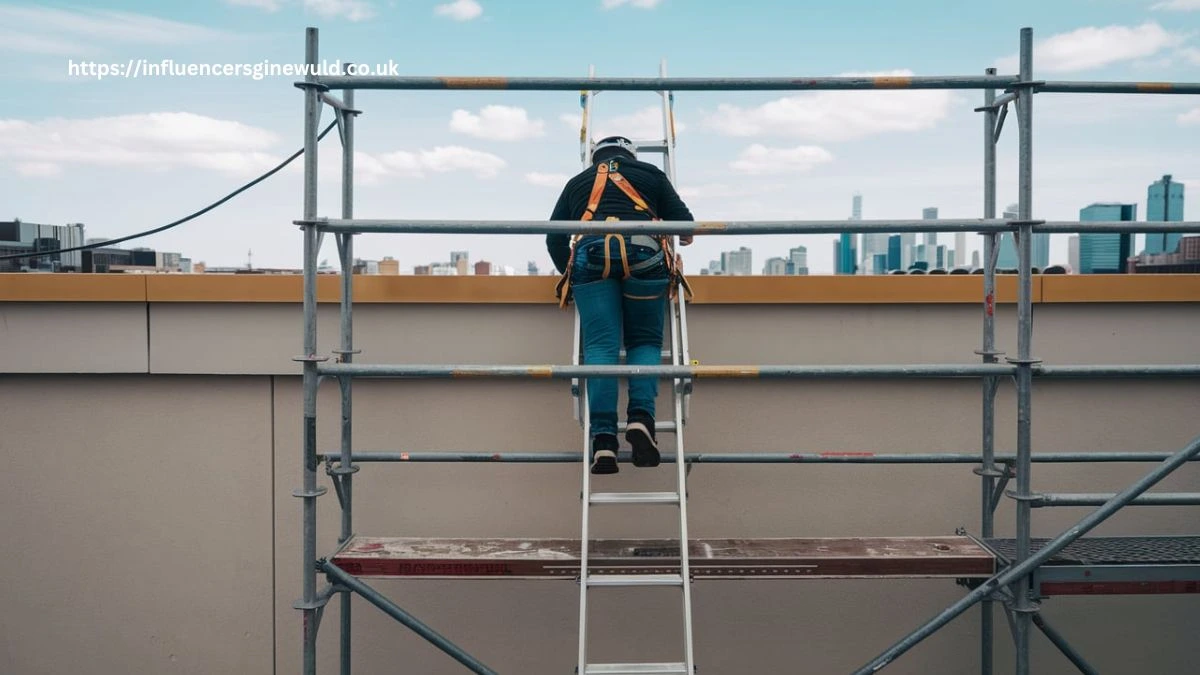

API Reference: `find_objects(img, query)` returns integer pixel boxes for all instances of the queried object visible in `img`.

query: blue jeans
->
[571,237,670,438]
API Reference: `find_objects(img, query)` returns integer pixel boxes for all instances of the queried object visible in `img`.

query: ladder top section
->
[330,535,995,580]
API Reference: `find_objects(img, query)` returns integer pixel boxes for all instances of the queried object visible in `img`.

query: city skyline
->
[1,2,1198,275]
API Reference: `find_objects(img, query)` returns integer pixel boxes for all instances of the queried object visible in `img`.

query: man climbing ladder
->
[547,134,696,474]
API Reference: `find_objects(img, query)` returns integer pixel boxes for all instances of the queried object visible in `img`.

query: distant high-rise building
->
[379,256,400,275]
[451,250,469,276]
[921,208,938,254]
[789,246,809,275]
[837,193,863,275]
[900,232,916,269]
[763,257,787,275]
[1079,203,1136,273]
[707,259,723,275]
[860,233,889,275]
[887,235,901,271]
[954,232,966,269]
[1145,174,1184,254]
[475,260,493,275]
[722,246,753,276]
[996,204,1048,269]
[1068,235,1080,272]
[872,253,888,275]
[836,233,857,274]
[971,250,981,268]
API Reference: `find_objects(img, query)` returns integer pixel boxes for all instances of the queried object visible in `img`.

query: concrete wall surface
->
[2,294,1197,674]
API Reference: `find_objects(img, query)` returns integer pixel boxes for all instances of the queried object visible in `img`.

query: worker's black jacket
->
[546,156,694,274]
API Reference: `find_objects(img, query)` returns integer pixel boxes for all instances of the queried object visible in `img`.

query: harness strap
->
[580,162,610,222]
[555,161,694,306]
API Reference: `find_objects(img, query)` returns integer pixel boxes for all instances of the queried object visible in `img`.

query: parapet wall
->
[1,274,1198,674]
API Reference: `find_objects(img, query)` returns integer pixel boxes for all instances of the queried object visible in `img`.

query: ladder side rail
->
[577,373,594,673]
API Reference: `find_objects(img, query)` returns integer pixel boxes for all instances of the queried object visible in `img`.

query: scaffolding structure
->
[293,26,1200,674]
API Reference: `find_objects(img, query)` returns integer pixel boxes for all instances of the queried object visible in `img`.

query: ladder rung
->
[631,140,669,154]
[590,491,680,505]
[586,574,684,588]
[585,663,688,674]
[617,420,677,433]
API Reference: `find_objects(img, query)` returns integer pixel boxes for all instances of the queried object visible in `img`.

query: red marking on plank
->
[400,452,410,461]
[356,543,385,552]
[985,293,995,317]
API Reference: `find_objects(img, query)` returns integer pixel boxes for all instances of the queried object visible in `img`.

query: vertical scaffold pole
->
[297,26,336,675]
[337,62,357,675]
[978,65,1000,675]
[1012,26,1036,675]
[298,25,322,675]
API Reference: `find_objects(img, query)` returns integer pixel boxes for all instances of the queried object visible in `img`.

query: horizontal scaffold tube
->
[1034,220,1200,233]
[316,363,1016,379]
[305,218,1012,235]
[1035,365,1200,378]
[1031,492,1200,507]
[315,451,1200,464]
[311,74,1017,91]
[303,218,1200,236]
[1037,81,1200,94]
[316,363,1200,380]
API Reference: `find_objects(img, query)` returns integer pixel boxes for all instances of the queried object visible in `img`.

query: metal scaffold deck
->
[292,25,1200,675]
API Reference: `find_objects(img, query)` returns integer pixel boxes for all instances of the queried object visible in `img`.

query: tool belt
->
[554,160,693,308]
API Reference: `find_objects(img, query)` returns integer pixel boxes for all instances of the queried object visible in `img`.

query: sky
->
[1,0,1198,274]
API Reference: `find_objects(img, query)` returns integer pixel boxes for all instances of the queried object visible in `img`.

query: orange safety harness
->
[554,160,692,308]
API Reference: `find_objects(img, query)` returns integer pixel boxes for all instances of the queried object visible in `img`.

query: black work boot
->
[590,433,619,475]
[626,412,660,468]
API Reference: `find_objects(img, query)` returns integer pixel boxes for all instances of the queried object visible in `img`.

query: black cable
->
[1,119,340,263]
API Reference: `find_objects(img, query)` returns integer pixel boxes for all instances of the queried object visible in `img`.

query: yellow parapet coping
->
[0,273,148,301]
[1041,274,1200,303]
[687,275,1032,304]
[2,273,1199,304]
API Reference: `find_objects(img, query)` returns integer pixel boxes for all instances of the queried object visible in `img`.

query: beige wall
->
[2,297,1198,674]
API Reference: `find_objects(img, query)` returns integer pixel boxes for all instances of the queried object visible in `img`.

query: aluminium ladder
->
[572,60,697,675]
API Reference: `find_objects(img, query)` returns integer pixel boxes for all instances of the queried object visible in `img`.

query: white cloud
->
[435,0,483,20]
[367,146,506,179]
[602,0,664,8]
[304,0,375,21]
[702,70,954,142]
[1178,47,1200,65]
[1178,108,1200,125]
[0,6,231,55]
[561,105,685,142]
[729,144,834,175]
[16,162,63,178]
[524,172,570,187]
[450,105,545,141]
[1151,0,1200,10]
[225,0,285,11]
[0,113,283,177]
[993,22,1187,73]
[677,182,785,199]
